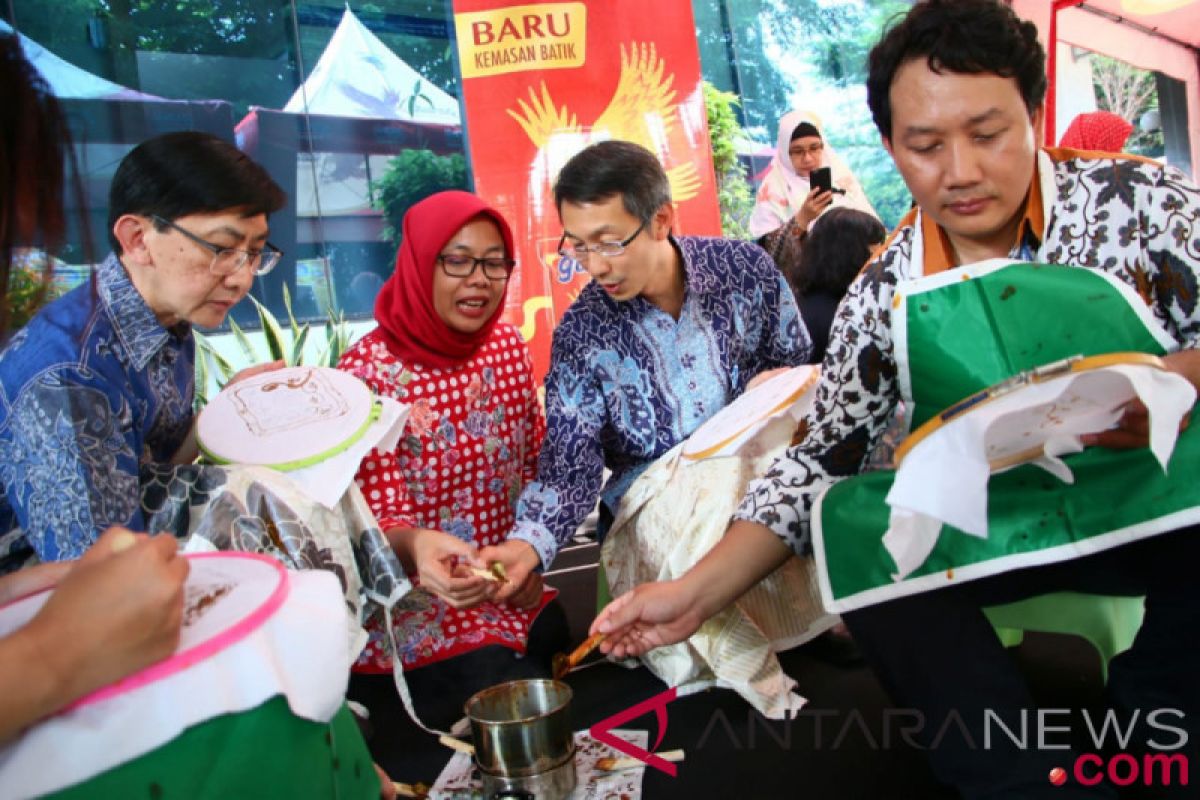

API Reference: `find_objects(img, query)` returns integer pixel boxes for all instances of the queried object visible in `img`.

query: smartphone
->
[810,166,832,194]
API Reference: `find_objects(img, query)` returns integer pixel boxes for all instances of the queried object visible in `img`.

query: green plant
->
[371,149,468,248]
[193,284,353,409]
[703,82,756,240]
[4,253,64,332]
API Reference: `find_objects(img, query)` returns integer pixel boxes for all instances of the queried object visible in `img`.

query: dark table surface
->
[360,632,1104,799]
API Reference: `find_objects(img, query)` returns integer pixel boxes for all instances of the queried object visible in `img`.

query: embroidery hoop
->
[197,366,380,471]
[682,366,820,460]
[894,352,1166,471]
[0,552,289,710]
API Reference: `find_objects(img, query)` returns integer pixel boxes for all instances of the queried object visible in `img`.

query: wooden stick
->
[391,781,428,798]
[465,561,508,584]
[438,734,475,756]
[466,566,503,583]
[552,631,606,679]
[596,749,686,771]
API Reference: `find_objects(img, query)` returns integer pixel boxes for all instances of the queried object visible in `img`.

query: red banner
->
[451,0,721,383]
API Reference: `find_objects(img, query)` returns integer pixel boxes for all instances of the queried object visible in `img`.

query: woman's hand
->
[392,527,496,609]
[477,540,543,608]
[796,186,834,230]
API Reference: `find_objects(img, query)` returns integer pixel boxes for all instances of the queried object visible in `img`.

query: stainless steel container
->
[464,679,576,798]
[478,750,576,800]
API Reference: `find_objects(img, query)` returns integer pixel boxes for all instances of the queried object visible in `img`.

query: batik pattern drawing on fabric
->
[228,368,352,436]
[509,236,811,568]
[736,152,1200,557]
[338,322,550,671]
[0,254,196,571]
[143,462,408,645]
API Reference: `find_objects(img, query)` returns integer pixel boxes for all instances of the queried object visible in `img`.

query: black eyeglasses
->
[437,253,515,281]
[152,215,283,277]
[556,220,646,263]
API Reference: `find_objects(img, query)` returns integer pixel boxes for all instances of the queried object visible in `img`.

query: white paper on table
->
[285,396,410,508]
[882,364,1195,579]
[430,729,649,799]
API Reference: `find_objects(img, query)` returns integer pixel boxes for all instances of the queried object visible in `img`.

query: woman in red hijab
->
[1058,110,1134,152]
[338,191,564,732]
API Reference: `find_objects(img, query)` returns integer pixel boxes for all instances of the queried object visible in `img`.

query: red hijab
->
[374,191,515,369]
[1058,111,1133,152]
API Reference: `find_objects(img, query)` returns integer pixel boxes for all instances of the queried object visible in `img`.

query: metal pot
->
[464,679,575,779]
[479,751,576,800]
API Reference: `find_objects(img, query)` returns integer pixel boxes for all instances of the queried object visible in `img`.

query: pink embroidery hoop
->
[0,551,289,711]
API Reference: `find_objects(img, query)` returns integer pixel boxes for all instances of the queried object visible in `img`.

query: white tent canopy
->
[284,7,460,124]
[1,19,159,101]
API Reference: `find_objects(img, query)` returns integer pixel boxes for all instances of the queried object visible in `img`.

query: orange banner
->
[451,0,721,384]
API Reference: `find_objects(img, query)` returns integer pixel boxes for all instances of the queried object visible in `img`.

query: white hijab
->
[749,110,878,239]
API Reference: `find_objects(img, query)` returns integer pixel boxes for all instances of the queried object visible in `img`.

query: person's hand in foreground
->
[590,579,706,659]
[591,520,795,659]
[0,528,189,741]
[391,527,495,609]
[478,539,542,608]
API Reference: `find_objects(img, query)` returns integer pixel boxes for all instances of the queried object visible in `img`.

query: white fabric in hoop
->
[0,560,353,800]
[197,366,410,508]
[883,363,1196,579]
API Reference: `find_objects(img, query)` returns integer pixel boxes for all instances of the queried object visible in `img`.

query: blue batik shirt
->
[0,254,194,571]
[510,236,811,568]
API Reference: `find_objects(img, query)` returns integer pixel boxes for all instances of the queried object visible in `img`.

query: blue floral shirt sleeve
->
[510,236,809,568]
[509,318,609,568]
[0,255,194,568]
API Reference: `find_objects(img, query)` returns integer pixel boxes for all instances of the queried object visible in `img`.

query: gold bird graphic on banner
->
[506,42,702,202]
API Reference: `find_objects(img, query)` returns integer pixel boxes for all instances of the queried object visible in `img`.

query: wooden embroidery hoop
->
[894,351,1166,472]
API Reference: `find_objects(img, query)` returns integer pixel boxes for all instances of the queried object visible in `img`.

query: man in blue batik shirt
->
[481,140,811,596]
[0,132,285,572]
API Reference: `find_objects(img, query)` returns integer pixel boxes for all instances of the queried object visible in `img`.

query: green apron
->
[814,261,1200,611]
[44,698,380,800]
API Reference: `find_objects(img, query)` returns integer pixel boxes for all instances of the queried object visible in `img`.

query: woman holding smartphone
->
[750,111,879,275]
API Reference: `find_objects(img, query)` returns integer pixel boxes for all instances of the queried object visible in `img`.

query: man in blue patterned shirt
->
[481,140,811,595]
[0,132,285,572]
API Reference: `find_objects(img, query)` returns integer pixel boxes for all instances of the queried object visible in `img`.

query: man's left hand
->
[1081,350,1200,450]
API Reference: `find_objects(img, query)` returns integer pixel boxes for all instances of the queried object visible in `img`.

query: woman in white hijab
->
[749,110,878,241]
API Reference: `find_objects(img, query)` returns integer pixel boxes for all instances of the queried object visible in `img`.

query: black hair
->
[790,208,886,297]
[866,0,1046,141]
[790,122,821,141]
[553,140,671,225]
[107,131,285,253]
